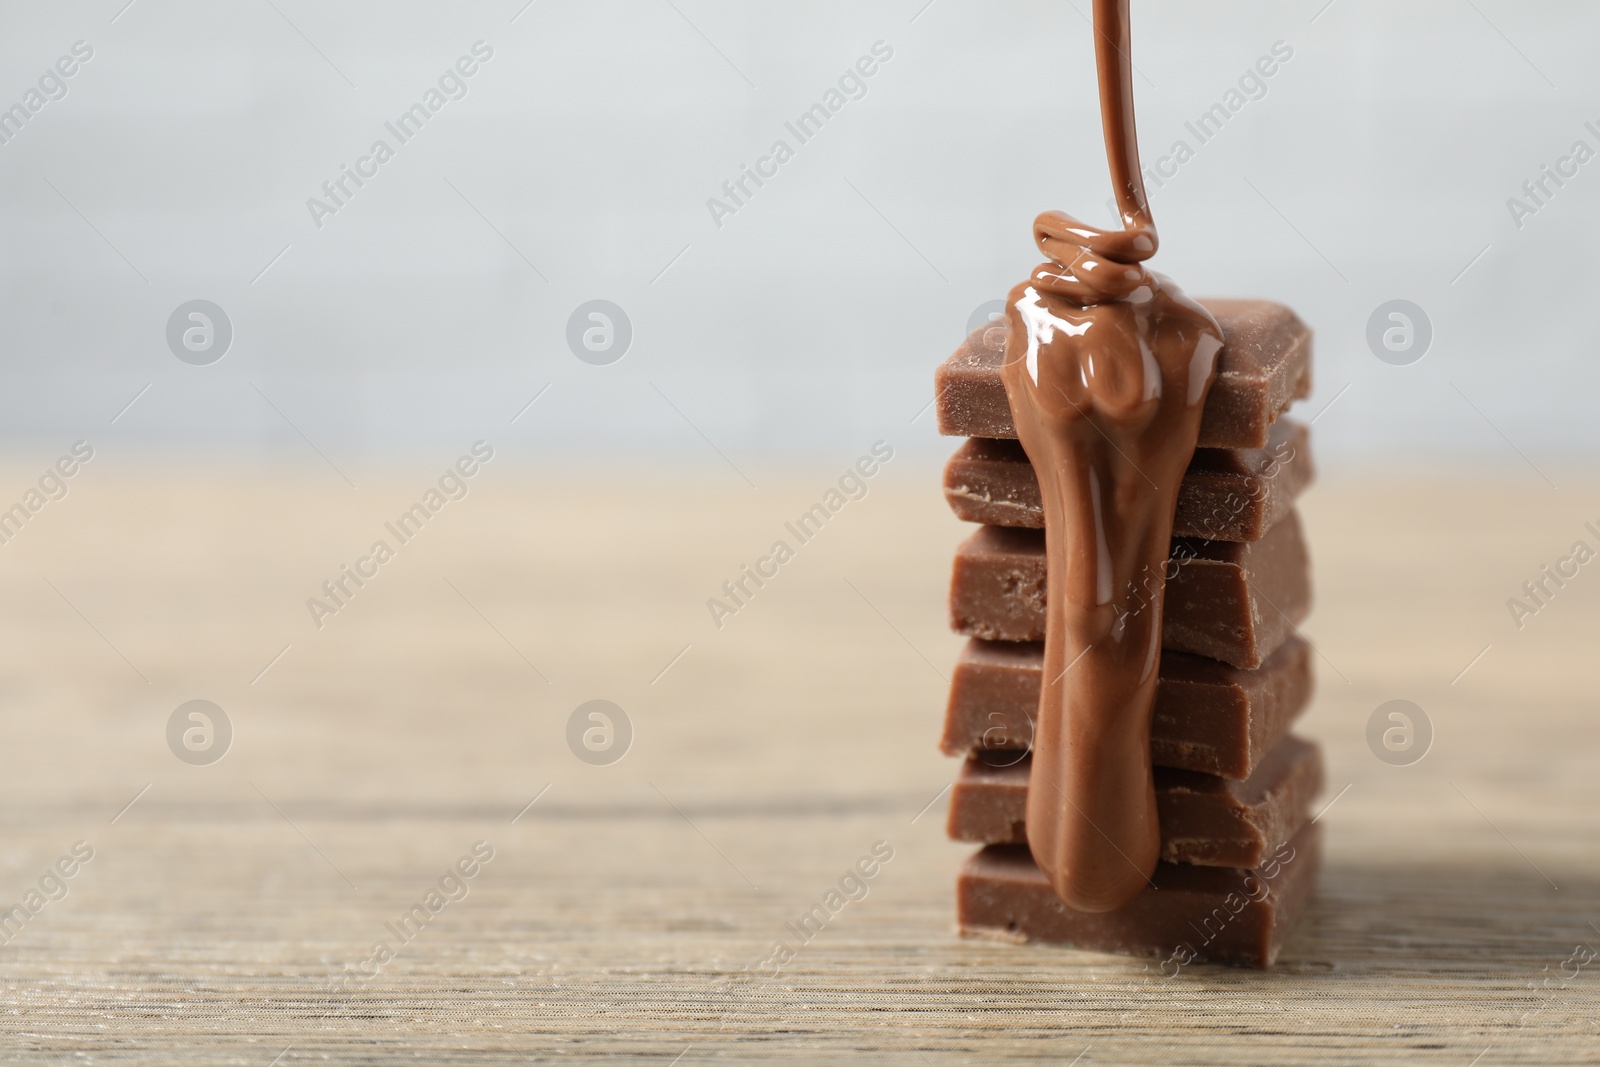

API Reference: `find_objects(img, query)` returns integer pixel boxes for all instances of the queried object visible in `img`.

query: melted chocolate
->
[1000,0,1224,913]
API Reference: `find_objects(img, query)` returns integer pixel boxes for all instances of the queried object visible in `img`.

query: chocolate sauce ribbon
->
[1029,209,1155,306]
[996,0,1225,914]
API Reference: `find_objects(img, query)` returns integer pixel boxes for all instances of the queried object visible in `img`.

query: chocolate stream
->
[1000,0,1224,912]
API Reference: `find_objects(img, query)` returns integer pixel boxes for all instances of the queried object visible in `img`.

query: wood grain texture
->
[0,461,1596,1064]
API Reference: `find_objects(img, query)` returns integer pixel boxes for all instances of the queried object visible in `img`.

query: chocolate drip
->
[999,0,1224,913]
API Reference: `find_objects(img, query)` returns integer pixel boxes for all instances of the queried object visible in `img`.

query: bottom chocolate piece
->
[957,822,1320,969]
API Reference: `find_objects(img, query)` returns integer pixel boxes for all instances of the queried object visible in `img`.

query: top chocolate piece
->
[935,298,1313,450]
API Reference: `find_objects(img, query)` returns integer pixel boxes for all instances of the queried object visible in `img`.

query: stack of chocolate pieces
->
[936,299,1323,968]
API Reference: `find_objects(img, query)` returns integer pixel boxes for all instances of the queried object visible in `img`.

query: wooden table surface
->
[0,456,1597,1064]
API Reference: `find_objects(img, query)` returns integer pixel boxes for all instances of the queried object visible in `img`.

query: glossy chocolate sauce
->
[1000,0,1224,913]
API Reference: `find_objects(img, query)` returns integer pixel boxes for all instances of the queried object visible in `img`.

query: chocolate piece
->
[949,511,1312,669]
[935,299,1312,450]
[957,822,1320,968]
[943,419,1312,542]
[949,736,1324,868]
[941,636,1313,780]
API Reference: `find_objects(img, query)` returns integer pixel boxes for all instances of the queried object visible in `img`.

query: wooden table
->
[0,460,1596,1064]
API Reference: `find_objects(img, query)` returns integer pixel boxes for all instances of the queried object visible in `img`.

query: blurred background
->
[0,0,1594,468]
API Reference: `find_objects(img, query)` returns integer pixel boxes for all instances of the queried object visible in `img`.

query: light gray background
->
[0,0,1594,473]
